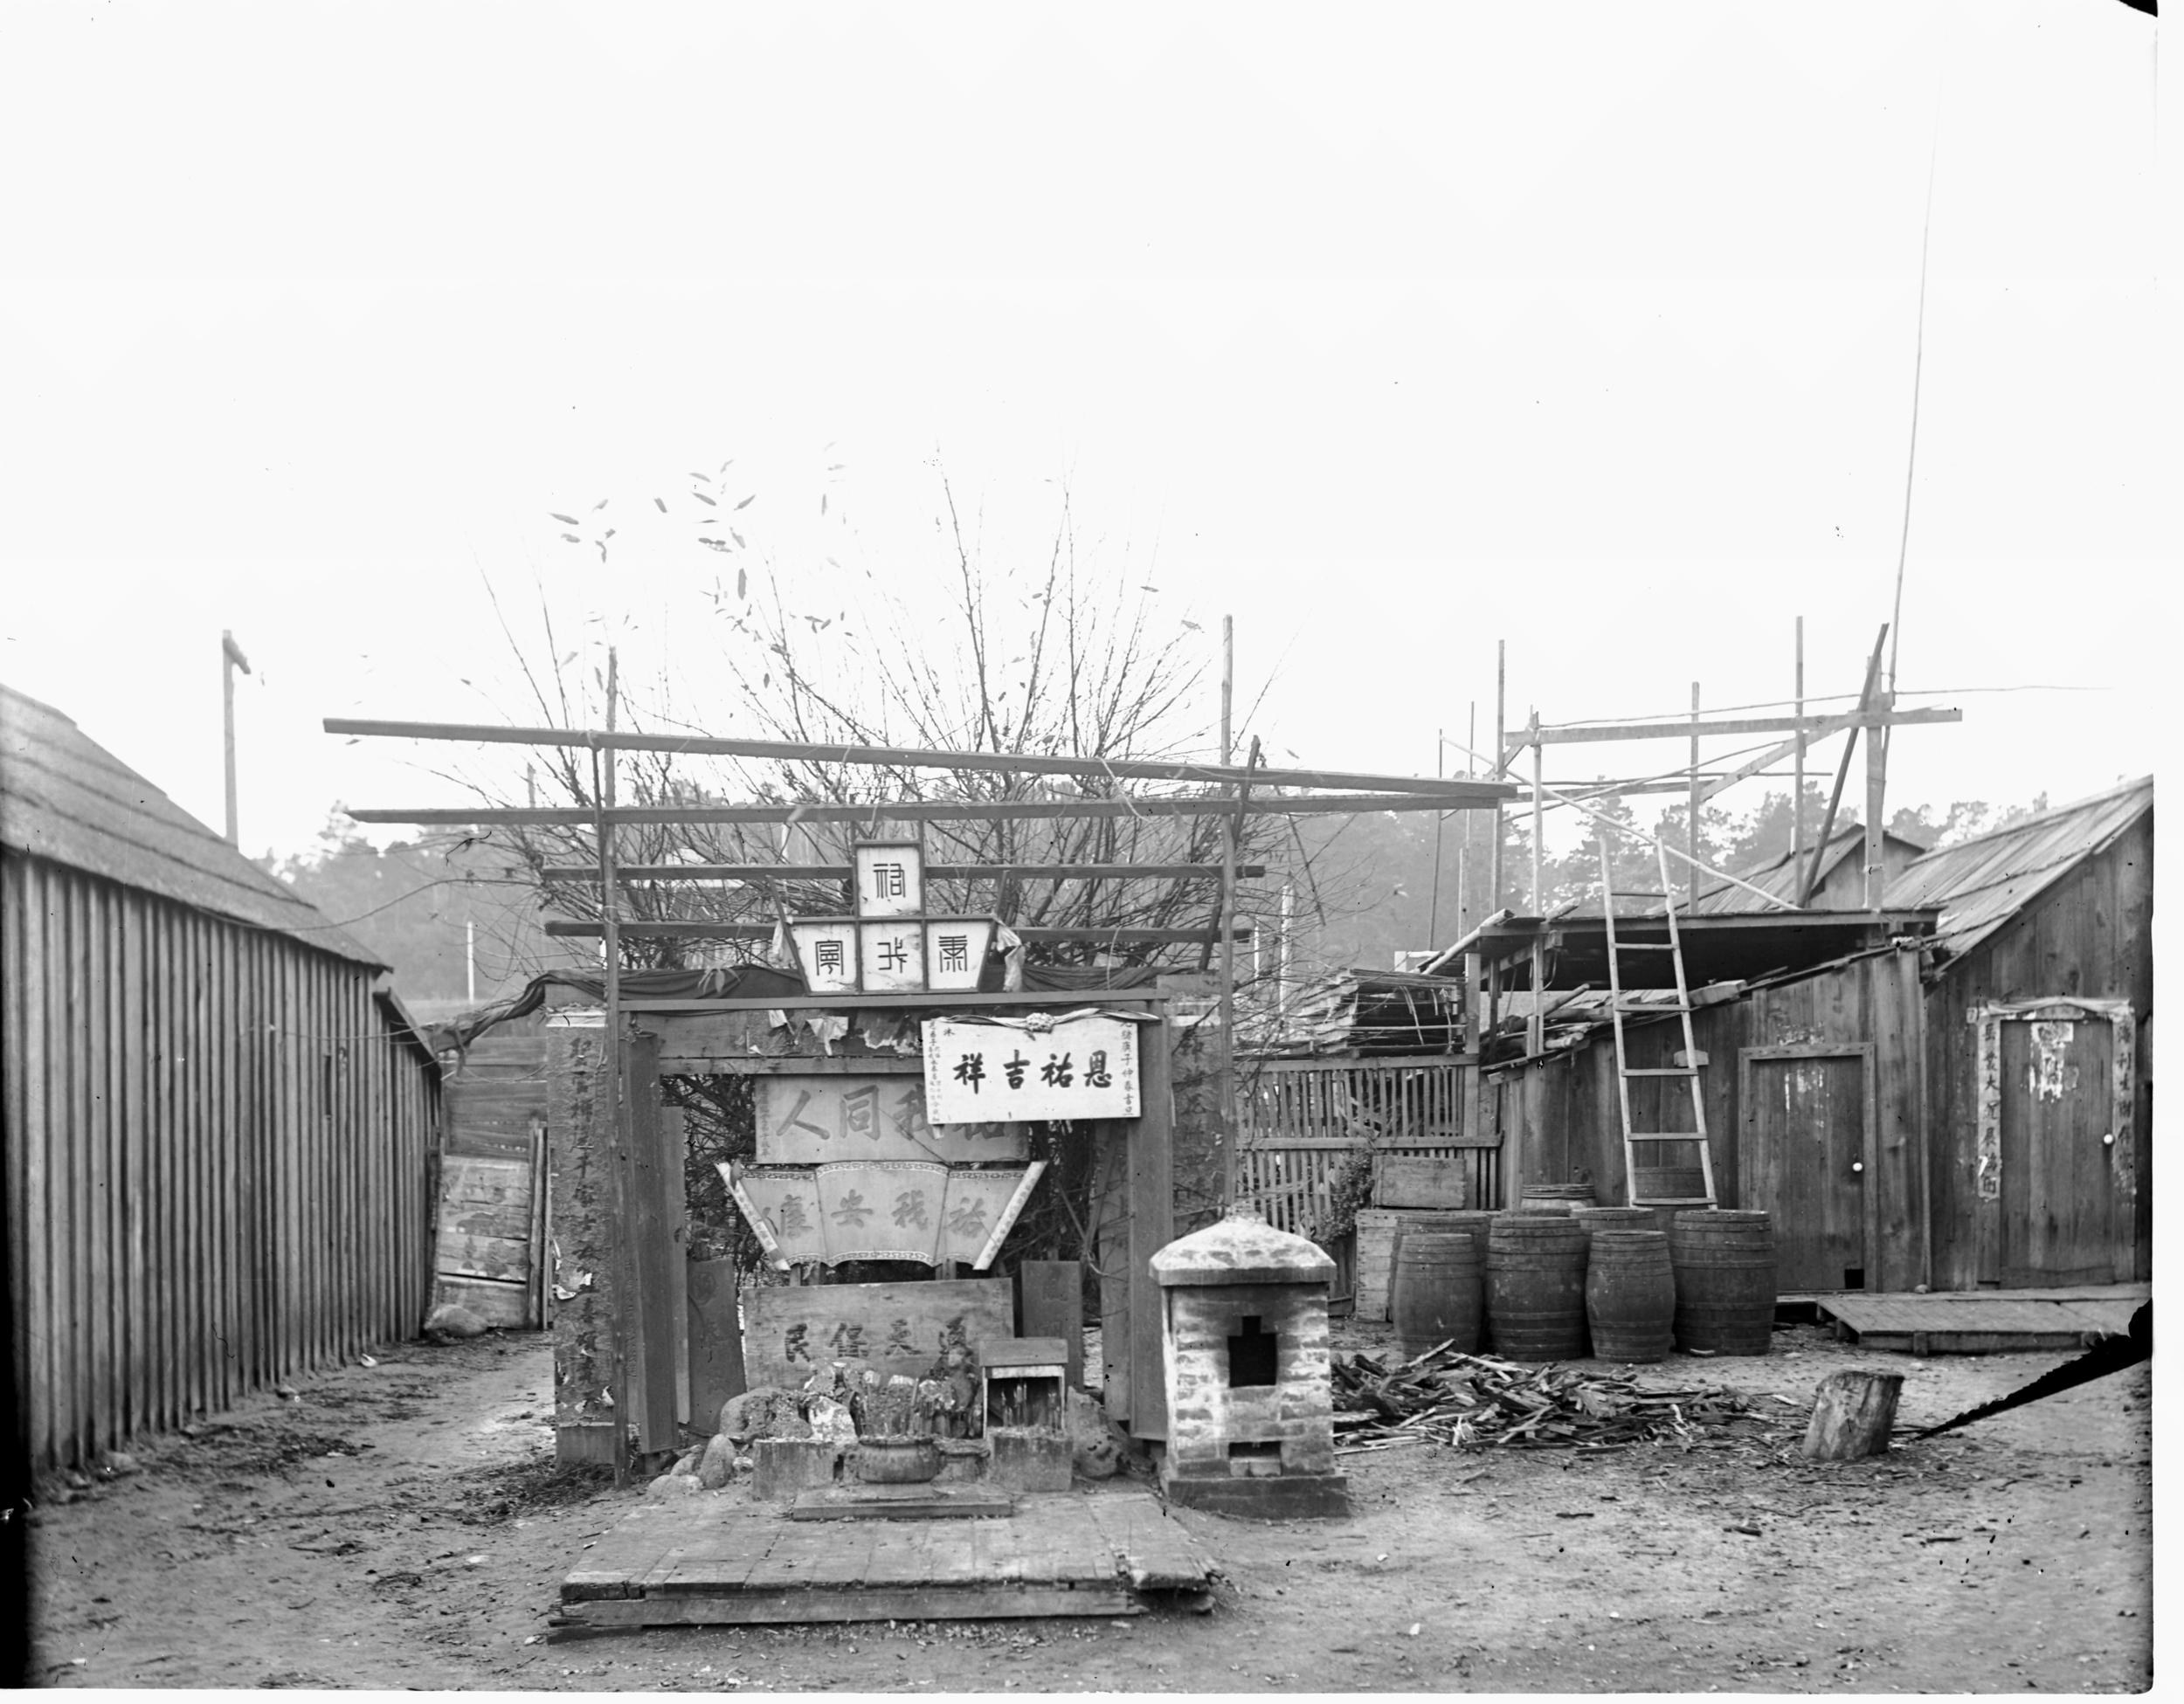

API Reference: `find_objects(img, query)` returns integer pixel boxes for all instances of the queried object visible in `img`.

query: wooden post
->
[1489,642,1505,914]
[623,1031,681,1462]
[1802,1369,1904,1460]
[1528,714,1545,1057]
[1428,728,1445,946]
[1217,616,1236,1210]
[220,630,250,846]
[546,1019,622,1466]
[593,647,632,1482]
[1864,680,1889,909]
[1687,682,1701,904]
[1792,617,1806,883]
[1127,1014,1176,1443]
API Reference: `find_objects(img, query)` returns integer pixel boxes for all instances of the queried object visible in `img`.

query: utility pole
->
[221,631,252,846]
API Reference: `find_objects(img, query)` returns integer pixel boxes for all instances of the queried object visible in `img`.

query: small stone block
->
[935,1438,990,1482]
[1160,1467,1351,1520]
[751,1437,843,1500]
[986,1425,1073,1493]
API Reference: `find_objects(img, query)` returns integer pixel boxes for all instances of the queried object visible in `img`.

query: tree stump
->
[1801,1369,1905,1460]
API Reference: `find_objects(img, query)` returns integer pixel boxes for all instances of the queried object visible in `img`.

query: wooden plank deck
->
[556,1489,1215,1628]
[1808,1289,2144,1355]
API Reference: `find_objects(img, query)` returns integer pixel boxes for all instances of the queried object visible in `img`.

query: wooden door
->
[1741,1046,1874,1292]
[1999,1018,2121,1286]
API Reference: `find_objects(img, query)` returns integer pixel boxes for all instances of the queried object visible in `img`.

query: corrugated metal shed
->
[0,681,382,967]
[1884,776,2154,961]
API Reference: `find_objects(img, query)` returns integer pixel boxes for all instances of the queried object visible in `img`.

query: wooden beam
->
[1800,629,1888,907]
[323,715,1510,799]
[346,790,1510,828]
[541,918,1251,944]
[618,990,1171,1013]
[1507,705,1959,749]
[539,862,1267,883]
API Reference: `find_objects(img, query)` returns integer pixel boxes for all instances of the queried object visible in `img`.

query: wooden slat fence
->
[1234,1056,1496,1240]
[4,851,443,1468]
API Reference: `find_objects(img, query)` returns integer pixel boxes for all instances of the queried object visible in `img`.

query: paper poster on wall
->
[923,1012,1142,1123]
[756,1075,1027,1165]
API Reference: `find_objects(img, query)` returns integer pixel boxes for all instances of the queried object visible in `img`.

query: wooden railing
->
[1233,1055,1495,1240]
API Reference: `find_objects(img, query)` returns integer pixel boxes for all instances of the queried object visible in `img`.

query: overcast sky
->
[1,1,2167,860]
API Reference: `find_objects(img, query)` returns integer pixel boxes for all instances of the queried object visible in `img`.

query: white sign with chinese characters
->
[854,840,925,917]
[923,916,997,992]
[857,919,926,991]
[922,1012,1143,1123]
[788,919,859,993]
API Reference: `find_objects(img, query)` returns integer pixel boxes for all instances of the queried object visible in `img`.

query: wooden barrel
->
[1390,1231,1482,1358]
[1669,1211,1778,1356]
[1633,1167,1710,1237]
[1519,1183,1597,1214]
[1390,1210,1492,1273]
[1572,1207,1654,1237]
[1394,1211,1496,1351]
[1584,1229,1676,1363]
[1485,1215,1589,1361]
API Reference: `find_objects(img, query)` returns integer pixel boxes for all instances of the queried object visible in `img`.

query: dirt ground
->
[25,1314,2152,1693]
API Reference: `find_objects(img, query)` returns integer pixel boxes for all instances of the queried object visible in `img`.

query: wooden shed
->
[1453,776,2153,1296]
[1890,777,2153,1289]
[3,683,444,1467]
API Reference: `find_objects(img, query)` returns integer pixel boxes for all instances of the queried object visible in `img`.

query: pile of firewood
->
[1330,1344,1776,1452]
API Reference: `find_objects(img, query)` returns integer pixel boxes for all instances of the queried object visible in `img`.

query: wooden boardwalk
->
[556,1489,1215,1627]
[1805,1287,2146,1354]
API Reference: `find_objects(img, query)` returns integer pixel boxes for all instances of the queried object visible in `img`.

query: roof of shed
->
[1883,776,2153,960]
[0,682,384,969]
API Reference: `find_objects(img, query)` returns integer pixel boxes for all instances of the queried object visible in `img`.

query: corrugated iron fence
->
[4,852,442,1467]
[1234,1056,1497,1238]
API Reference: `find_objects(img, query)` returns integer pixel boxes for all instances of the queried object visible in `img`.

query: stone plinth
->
[1150,1204,1349,1519]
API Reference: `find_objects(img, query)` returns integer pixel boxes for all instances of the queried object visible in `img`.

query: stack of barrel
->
[1381,1184,1779,1365]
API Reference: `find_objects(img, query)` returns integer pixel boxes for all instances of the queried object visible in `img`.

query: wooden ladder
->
[1597,831,1718,1214]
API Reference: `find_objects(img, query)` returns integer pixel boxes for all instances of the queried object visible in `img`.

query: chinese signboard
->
[923,1012,1143,1124]
[755,1075,1026,1165]
[854,840,924,917]
[725,1169,828,1266]
[923,917,996,991]
[724,1159,1047,1270]
[743,1276,1013,1390]
[856,919,926,992]
[788,919,859,993]
[782,832,1003,996]
[816,1160,950,1262]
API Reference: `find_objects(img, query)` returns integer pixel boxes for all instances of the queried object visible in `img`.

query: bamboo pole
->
[322,717,1501,799]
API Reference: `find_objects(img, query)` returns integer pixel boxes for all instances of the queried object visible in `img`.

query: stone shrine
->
[1150,1203,1350,1518]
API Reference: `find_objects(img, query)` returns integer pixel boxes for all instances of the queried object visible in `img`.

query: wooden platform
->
[1804,1287,2146,1355]
[788,1484,1014,1521]
[556,1489,1215,1627]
